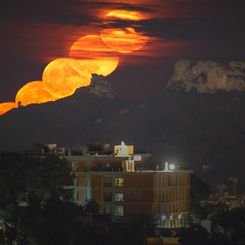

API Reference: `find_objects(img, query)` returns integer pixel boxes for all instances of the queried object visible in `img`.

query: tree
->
[0,152,74,244]
[0,152,72,208]
[85,199,100,216]
[211,208,245,243]
[191,174,211,201]
[178,224,210,245]
[189,175,211,223]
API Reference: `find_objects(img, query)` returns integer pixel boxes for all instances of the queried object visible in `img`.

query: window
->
[114,177,124,187]
[104,177,112,187]
[105,205,112,215]
[115,193,124,202]
[104,192,112,202]
[85,190,91,200]
[115,206,124,216]
[84,175,91,186]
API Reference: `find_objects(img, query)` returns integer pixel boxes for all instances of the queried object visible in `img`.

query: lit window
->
[115,193,124,202]
[115,205,124,216]
[85,190,91,200]
[114,178,124,187]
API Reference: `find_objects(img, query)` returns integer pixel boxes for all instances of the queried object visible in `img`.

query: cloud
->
[1,0,245,85]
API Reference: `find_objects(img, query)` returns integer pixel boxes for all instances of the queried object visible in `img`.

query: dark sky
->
[1,0,245,102]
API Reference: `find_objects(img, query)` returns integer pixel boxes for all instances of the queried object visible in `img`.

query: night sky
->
[1,0,245,102]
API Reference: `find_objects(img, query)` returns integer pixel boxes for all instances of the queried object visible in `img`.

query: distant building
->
[206,193,245,210]
[28,141,192,228]
[144,237,180,245]
[204,176,244,210]
[64,141,192,228]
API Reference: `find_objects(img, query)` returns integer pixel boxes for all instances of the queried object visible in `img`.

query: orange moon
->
[69,35,119,76]
[14,35,119,108]
[0,102,17,116]
[100,10,148,53]
[0,9,149,116]
[15,81,57,106]
[105,10,146,21]
[41,58,91,99]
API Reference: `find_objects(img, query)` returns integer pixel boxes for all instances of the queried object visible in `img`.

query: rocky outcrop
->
[167,60,245,93]
[81,74,117,99]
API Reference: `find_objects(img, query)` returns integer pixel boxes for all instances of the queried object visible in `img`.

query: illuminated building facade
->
[65,142,192,228]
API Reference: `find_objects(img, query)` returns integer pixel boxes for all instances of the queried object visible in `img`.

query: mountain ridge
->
[1,64,245,191]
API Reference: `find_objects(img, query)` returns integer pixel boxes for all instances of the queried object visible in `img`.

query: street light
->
[169,163,176,171]
[163,162,176,172]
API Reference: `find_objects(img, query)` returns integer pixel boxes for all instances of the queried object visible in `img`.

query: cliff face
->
[80,74,117,99]
[167,60,245,93]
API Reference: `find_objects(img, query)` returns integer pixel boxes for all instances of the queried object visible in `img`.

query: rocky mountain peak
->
[82,74,117,99]
[167,59,245,93]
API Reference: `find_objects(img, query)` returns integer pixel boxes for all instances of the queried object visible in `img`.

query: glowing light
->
[0,102,17,116]
[169,163,176,171]
[69,35,118,59]
[106,10,146,21]
[15,57,119,107]
[161,214,166,221]
[101,28,148,53]
[101,10,148,53]
[15,81,57,106]
[15,34,119,107]
[78,58,119,77]
[42,58,91,99]
[163,162,176,172]
[0,8,150,115]
[69,35,119,76]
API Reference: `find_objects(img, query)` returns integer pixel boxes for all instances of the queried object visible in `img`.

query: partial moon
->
[69,35,119,76]
[15,81,57,106]
[100,10,148,53]
[0,102,17,116]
